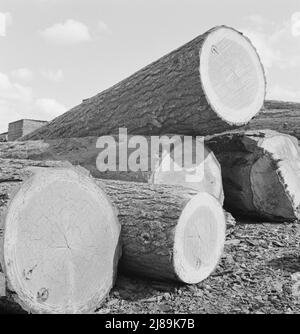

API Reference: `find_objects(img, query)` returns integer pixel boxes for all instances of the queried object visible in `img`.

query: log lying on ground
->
[247,100,300,139]
[206,130,300,222]
[0,136,224,203]
[0,159,121,314]
[22,26,266,141]
[98,179,226,283]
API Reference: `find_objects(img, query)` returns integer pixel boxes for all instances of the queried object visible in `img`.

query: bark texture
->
[0,136,224,203]
[22,26,264,141]
[206,130,300,222]
[98,179,226,283]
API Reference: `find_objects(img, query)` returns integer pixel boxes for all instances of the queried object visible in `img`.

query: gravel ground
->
[98,215,300,314]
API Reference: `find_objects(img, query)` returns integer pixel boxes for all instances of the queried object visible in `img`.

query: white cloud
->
[0,72,33,102]
[0,12,12,37]
[41,69,64,82]
[241,14,300,70]
[11,68,34,82]
[97,20,112,35]
[35,98,66,118]
[41,19,91,44]
[240,14,300,103]
[291,12,300,37]
[0,71,66,133]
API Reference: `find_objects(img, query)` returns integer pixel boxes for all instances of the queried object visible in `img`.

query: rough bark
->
[0,136,224,203]
[22,26,265,141]
[0,159,121,314]
[206,130,300,222]
[247,100,300,139]
[99,179,226,284]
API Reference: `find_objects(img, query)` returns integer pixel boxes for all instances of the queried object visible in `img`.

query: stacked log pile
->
[2,25,300,314]
[206,130,300,221]
[0,136,224,203]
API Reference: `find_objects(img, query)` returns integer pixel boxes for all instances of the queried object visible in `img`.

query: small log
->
[22,26,265,141]
[247,100,300,139]
[0,136,224,203]
[206,130,300,221]
[0,159,121,314]
[99,179,226,283]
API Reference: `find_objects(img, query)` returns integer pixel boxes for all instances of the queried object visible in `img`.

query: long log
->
[0,159,121,314]
[247,100,300,139]
[22,26,265,141]
[99,179,226,284]
[206,130,300,222]
[0,136,224,203]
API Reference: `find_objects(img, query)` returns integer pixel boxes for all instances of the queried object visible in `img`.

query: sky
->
[0,0,300,133]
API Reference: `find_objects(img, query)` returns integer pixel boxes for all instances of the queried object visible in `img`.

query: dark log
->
[22,26,265,141]
[0,136,224,203]
[98,179,226,284]
[0,159,121,314]
[206,130,300,222]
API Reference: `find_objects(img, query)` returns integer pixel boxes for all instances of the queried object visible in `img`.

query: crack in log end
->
[22,265,38,281]
[0,179,23,184]
[37,288,49,303]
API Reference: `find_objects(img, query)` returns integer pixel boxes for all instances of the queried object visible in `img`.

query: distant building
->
[0,132,8,142]
[8,119,48,141]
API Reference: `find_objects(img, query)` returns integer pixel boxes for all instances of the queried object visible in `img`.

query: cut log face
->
[21,26,265,141]
[0,136,224,203]
[100,180,226,284]
[200,27,266,125]
[173,193,226,283]
[151,137,224,203]
[0,159,121,314]
[206,130,300,221]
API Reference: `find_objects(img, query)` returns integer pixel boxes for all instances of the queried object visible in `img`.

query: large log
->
[22,26,266,141]
[0,136,224,203]
[206,130,300,222]
[0,159,121,314]
[247,100,300,139]
[99,179,226,284]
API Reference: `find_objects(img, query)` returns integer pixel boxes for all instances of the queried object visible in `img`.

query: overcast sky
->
[0,0,300,133]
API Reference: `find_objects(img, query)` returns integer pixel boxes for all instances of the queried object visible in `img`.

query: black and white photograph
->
[0,0,300,319]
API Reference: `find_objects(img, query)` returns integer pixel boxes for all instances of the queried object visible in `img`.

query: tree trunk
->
[206,130,300,222]
[247,100,300,139]
[0,159,121,314]
[0,136,224,203]
[22,26,265,141]
[98,179,226,284]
